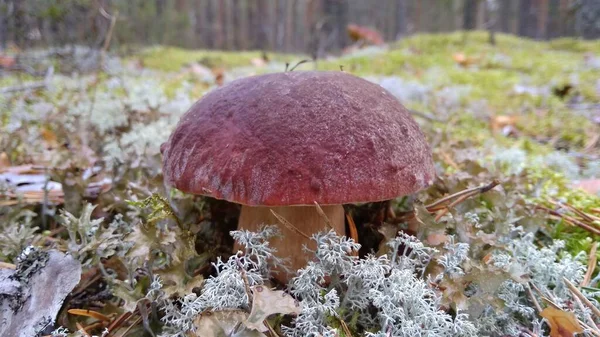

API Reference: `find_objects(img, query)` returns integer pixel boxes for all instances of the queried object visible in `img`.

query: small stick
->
[117,316,142,337]
[314,201,334,231]
[525,283,543,314]
[0,262,16,269]
[106,311,133,335]
[564,277,600,319]
[235,256,253,307]
[548,199,598,223]
[270,209,311,240]
[0,66,54,94]
[536,205,600,236]
[338,317,353,337]
[76,322,91,337]
[425,180,500,209]
[583,242,598,287]
[569,284,600,332]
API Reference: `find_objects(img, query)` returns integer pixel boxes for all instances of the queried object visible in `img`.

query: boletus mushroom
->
[161,70,435,282]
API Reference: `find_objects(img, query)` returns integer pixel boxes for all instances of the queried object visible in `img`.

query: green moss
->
[135,46,299,72]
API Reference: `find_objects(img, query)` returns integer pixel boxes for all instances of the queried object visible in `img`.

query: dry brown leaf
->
[0,153,9,168]
[490,115,520,135]
[347,24,384,46]
[212,68,225,86]
[40,127,59,150]
[540,307,584,337]
[452,52,480,67]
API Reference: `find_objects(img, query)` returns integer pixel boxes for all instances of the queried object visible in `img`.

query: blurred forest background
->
[2,0,600,57]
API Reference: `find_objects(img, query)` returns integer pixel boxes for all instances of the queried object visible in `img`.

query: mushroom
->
[161,70,435,282]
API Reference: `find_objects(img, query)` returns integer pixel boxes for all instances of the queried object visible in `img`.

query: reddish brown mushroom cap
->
[161,71,435,206]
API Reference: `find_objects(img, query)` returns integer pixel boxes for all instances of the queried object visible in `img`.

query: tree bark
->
[395,0,407,39]
[322,0,349,51]
[463,0,477,30]
[0,0,6,50]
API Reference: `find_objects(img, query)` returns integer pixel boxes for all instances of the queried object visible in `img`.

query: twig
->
[106,312,133,336]
[270,209,311,240]
[235,256,253,307]
[525,283,543,314]
[583,242,598,287]
[98,5,118,71]
[264,320,281,337]
[338,317,353,337]
[425,180,500,210]
[0,262,16,269]
[288,59,311,71]
[408,109,445,122]
[548,199,598,223]
[116,316,142,337]
[0,66,54,94]
[313,201,334,231]
[536,205,600,236]
[564,277,600,319]
[76,322,91,337]
[102,9,118,52]
[567,281,600,332]
[426,180,500,221]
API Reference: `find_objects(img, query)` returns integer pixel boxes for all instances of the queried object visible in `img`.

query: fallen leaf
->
[193,310,266,337]
[212,68,225,86]
[347,24,384,46]
[540,306,584,337]
[40,127,59,150]
[452,52,480,67]
[243,285,301,332]
[490,115,520,137]
[0,153,9,168]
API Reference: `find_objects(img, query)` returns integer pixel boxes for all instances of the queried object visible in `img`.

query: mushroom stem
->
[236,204,346,282]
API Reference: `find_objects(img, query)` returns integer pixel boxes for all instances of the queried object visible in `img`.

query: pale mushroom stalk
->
[236,204,345,271]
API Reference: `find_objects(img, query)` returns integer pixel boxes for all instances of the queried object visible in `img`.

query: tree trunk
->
[463,0,478,30]
[487,1,498,45]
[537,0,549,39]
[322,0,349,51]
[0,0,6,50]
[499,0,512,33]
[395,0,407,39]
[519,0,537,37]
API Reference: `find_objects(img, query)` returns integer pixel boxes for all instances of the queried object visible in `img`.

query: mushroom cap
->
[161,70,435,206]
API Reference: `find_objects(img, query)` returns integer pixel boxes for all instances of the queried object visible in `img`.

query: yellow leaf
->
[540,307,584,337]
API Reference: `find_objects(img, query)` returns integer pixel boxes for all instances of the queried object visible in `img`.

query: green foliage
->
[127,193,181,228]
[136,47,298,72]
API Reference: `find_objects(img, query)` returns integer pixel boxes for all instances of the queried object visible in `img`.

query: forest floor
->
[1,31,600,337]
